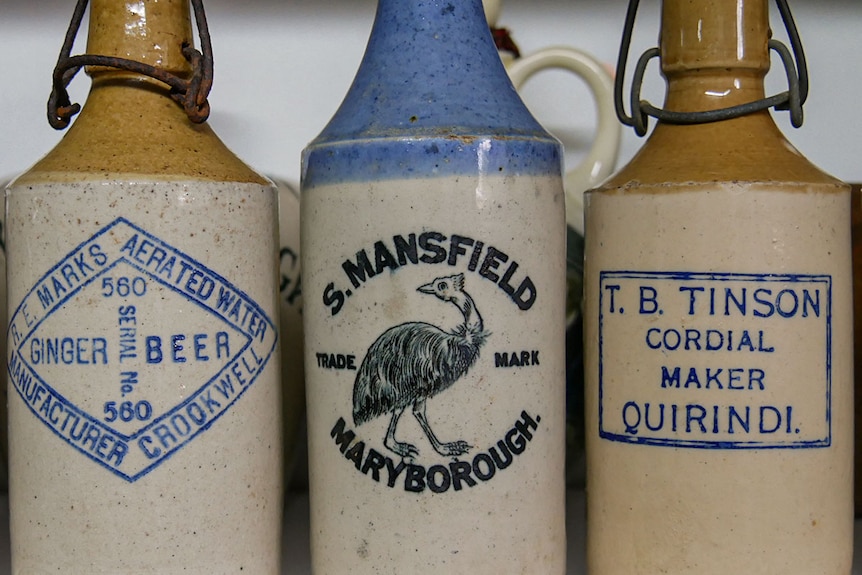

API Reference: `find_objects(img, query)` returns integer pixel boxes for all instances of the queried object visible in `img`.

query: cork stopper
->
[660,0,770,76]
[86,0,193,75]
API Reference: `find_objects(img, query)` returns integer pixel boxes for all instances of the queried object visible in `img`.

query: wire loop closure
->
[615,0,808,136]
[48,0,214,130]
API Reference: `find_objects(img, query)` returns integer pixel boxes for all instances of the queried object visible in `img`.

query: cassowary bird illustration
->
[352,273,489,459]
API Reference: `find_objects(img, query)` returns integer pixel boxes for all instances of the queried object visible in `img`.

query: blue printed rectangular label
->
[598,271,831,449]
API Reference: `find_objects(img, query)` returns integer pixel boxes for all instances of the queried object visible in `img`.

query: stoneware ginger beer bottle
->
[584,0,853,573]
[5,0,282,572]
[301,0,567,572]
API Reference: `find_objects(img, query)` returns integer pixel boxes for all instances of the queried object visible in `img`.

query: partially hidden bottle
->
[273,177,306,485]
[5,1,283,572]
[301,0,567,572]
[584,0,853,572]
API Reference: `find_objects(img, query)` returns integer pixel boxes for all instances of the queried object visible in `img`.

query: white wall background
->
[0,0,859,187]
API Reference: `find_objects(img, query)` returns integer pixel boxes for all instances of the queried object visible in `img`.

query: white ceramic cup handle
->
[507,47,621,235]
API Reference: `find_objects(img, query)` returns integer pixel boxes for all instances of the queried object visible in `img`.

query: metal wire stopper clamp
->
[48,0,214,130]
[615,0,809,137]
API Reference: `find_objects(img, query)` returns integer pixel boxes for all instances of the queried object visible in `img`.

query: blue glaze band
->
[302,0,562,188]
[303,137,562,188]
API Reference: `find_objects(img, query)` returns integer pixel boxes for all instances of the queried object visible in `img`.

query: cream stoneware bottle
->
[5,1,282,572]
[584,0,853,573]
[301,0,567,572]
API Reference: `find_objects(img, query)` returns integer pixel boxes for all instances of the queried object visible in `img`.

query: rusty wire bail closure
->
[48,0,214,130]
[615,0,809,137]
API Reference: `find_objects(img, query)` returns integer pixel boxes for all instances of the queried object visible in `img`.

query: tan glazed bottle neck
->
[86,0,195,75]
[16,0,266,185]
[662,0,769,112]
[600,0,839,188]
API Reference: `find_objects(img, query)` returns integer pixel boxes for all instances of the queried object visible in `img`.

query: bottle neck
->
[77,72,189,130]
[86,0,193,77]
[79,0,194,119]
[76,0,194,128]
[310,0,549,145]
[373,0,491,50]
[660,0,769,113]
[664,71,767,113]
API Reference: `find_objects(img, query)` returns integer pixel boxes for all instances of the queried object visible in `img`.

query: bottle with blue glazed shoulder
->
[301,0,566,572]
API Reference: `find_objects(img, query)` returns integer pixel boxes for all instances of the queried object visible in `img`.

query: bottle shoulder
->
[16,80,267,186]
[598,113,842,190]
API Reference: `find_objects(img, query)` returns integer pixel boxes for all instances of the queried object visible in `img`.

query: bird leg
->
[383,407,419,461]
[412,398,471,457]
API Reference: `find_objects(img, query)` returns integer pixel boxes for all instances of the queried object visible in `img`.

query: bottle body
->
[7,181,282,573]
[303,161,565,573]
[584,181,853,573]
[301,0,566,571]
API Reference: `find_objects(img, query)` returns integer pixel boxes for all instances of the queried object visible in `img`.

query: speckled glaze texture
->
[583,1,853,573]
[301,0,561,188]
[5,1,283,573]
[302,1,566,572]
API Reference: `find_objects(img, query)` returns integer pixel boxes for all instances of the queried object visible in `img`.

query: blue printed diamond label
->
[7,218,277,482]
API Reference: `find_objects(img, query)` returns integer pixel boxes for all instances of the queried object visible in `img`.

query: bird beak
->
[417,281,435,294]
